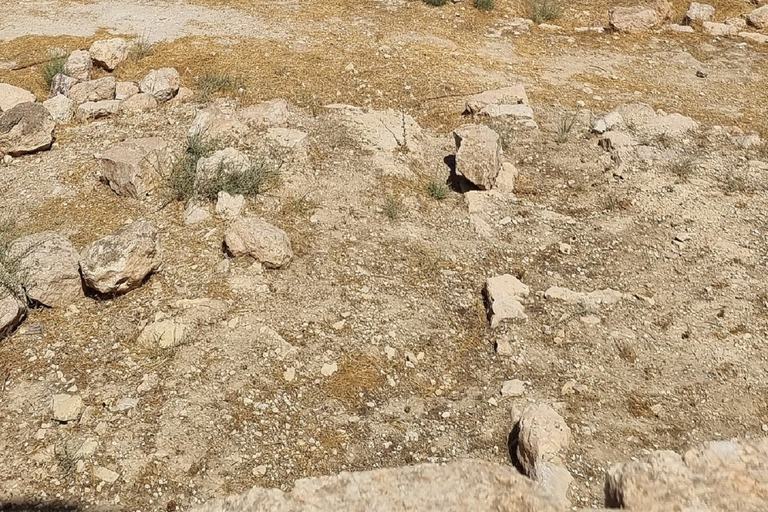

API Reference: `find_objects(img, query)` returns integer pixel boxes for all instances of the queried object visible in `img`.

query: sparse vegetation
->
[555,112,577,144]
[129,34,154,61]
[474,0,495,10]
[423,0,448,6]
[167,133,219,202]
[195,72,244,101]
[41,49,67,88]
[383,195,404,220]
[526,0,563,23]
[0,217,22,300]
[668,157,694,182]
[426,176,448,200]
[197,159,281,201]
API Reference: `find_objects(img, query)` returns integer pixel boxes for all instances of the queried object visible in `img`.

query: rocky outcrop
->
[100,138,171,198]
[453,124,502,190]
[0,102,55,157]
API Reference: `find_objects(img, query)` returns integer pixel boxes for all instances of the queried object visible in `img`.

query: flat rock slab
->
[0,83,35,112]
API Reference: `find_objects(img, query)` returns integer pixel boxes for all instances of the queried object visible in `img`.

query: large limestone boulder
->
[99,138,171,198]
[64,50,92,82]
[89,38,130,71]
[9,232,81,308]
[50,74,78,98]
[43,95,75,124]
[224,218,293,269]
[0,289,26,340]
[118,93,157,113]
[453,124,501,190]
[67,77,116,105]
[0,103,55,157]
[189,460,561,512]
[748,5,768,29]
[610,5,662,31]
[0,83,35,112]
[79,221,160,295]
[685,2,715,23]
[139,68,180,102]
[606,438,768,510]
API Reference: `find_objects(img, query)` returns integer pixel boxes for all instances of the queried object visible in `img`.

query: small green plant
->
[426,177,449,200]
[423,0,448,5]
[129,34,154,62]
[195,72,243,101]
[383,196,404,220]
[555,113,577,144]
[197,160,280,201]
[41,49,67,88]
[668,158,694,182]
[0,217,23,300]
[526,0,563,23]
[474,0,495,10]
[167,133,219,202]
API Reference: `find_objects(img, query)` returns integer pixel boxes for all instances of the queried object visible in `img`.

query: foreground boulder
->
[453,124,502,190]
[79,221,160,295]
[75,100,120,121]
[224,218,293,269]
[63,50,92,82]
[66,76,116,105]
[0,103,55,157]
[100,138,171,198]
[89,38,130,71]
[139,68,180,102]
[748,5,768,29]
[0,289,26,340]
[0,83,35,112]
[190,460,561,512]
[42,94,75,124]
[606,438,768,510]
[9,232,81,308]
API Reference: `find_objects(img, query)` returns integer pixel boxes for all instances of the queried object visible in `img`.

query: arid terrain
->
[1,0,768,510]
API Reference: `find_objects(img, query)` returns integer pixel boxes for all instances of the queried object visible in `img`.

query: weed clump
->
[526,0,563,23]
[195,72,244,101]
[41,49,67,88]
[427,177,449,200]
[474,0,495,10]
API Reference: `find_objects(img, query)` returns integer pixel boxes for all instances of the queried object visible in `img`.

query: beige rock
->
[188,104,247,140]
[0,102,55,157]
[195,147,251,190]
[240,98,290,126]
[215,191,245,219]
[747,5,768,29]
[703,21,738,36]
[43,94,74,124]
[599,131,637,151]
[119,93,158,112]
[93,466,120,483]
[115,82,139,101]
[50,73,78,97]
[484,274,530,327]
[0,83,35,112]
[75,100,120,121]
[52,394,84,422]
[610,6,660,32]
[224,217,293,269]
[501,379,525,397]
[79,221,160,295]
[740,31,768,44]
[137,319,187,349]
[100,138,171,198]
[139,68,180,102]
[184,202,211,226]
[496,162,518,193]
[465,85,529,114]
[514,403,572,477]
[64,50,92,82]
[685,2,715,23]
[9,232,81,308]
[189,460,561,512]
[0,289,26,340]
[67,77,116,105]
[89,38,130,71]
[478,103,535,119]
[453,124,501,190]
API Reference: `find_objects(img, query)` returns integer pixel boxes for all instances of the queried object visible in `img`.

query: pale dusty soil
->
[1,0,768,511]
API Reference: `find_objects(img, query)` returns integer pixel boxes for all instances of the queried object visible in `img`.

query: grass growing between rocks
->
[197,159,281,201]
[167,134,219,202]
[426,176,449,200]
[41,49,67,88]
[0,217,23,300]
[195,71,244,101]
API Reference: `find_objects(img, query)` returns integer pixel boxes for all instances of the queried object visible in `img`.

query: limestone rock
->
[119,93,158,113]
[79,221,160,295]
[184,202,211,226]
[52,394,84,422]
[89,38,130,71]
[139,68,180,102]
[43,94,75,124]
[514,404,572,477]
[93,466,119,483]
[189,460,561,512]
[188,104,247,140]
[0,289,26,340]
[64,50,92,82]
[137,319,187,349]
[740,32,768,44]
[115,82,139,101]
[100,138,171,198]
[592,111,624,133]
[610,6,661,32]
[703,22,738,36]
[50,74,78,97]
[748,5,768,29]
[606,438,768,510]
[195,147,251,190]
[478,104,535,119]
[599,131,637,151]
[215,191,245,219]
[453,124,501,190]
[67,77,116,105]
[224,217,293,269]
[465,86,529,114]
[496,162,518,193]
[544,286,624,308]
[484,274,530,327]
[9,232,81,308]
[75,100,120,121]
[240,98,290,126]
[501,379,525,397]
[0,102,55,157]
[0,83,35,112]
[685,3,715,23]
[668,23,695,33]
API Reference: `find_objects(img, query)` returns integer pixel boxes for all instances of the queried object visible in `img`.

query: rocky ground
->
[1,0,768,511]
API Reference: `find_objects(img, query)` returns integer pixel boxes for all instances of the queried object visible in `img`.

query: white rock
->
[93,466,119,483]
[0,83,35,112]
[188,104,247,140]
[89,38,130,71]
[453,124,502,190]
[119,93,158,112]
[139,68,180,102]
[495,162,518,193]
[321,362,338,377]
[739,31,768,44]
[478,103,535,119]
[485,275,530,327]
[43,94,74,124]
[184,202,211,226]
[501,379,525,397]
[747,5,768,29]
[224,217,293,269]
[283,367,296,382]
[75,100,120,121]
[668,24,695,33]
[215,191,245,219]
[0,289,27,339]
[52,394,84,422]
[137,319,187,349]
[100,138,171,198]
[465,86,528,114]
[115,82,139,101]
[64,50,92,82]
[610,6,662,32]
[703,22,737,36]
[66,77,116,105]
[514,403,572,476]
[0,102,55,157]
[49,74,78,97]
[686,3,715,23]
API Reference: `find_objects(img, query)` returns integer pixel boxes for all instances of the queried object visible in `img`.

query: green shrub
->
[129,34,154,61]
[195,72,243,101]
[167,134,218,202]
[196,160,280,201]
[526,0,563,23]
[423,0,449,6]
[41,50,67,88]
[474,0,495,10]
[427,177,449,200]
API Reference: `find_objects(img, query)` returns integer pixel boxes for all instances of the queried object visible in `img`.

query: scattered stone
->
[610,5,662,32]
[696,69,708,78]
[495,162,518,193]
[189,460,561,512]
[668,23,695,33]
[119,93,157,112]
[240,98,290,126]
[137,319,187,349]
[115,81,139,101]
[93,466,119,484]
[139,68,180,102]
[89,38,130,71]
[100,138,171,198]
[52,394,84,422]
[465,85,528,115]
[0,290,27,340]
[109,397,139,412]
[739,31,768,44]
[544,286,624,308]
[252,465,268,477]
[734,134,761,148]
[513,403,572,476]
[703,22,737,36]
[321,362,338,377]
[195,147,252,190]
[9,232,81,308]
[600,131,637,152]
[726,17,747,28]
[79,221,161,295]
[685,3,715,23]
[64,50,92,82]
[283,367,296,382]
[173,87,195,104]
[501,379,525,397]
[453,124,501,190]
[0,83,35,112]
[484,274,530,327]
[184,202,211,226]
[747,5,768,29]
[592,111,623,133]
[188,104,247,140]
[215,191,245,219]
[49,74,78,97]
[224,217,293,269]
[0,102,55,157]
[75,100,120,121]
[42,94,74,124]
[67,77,117,105]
